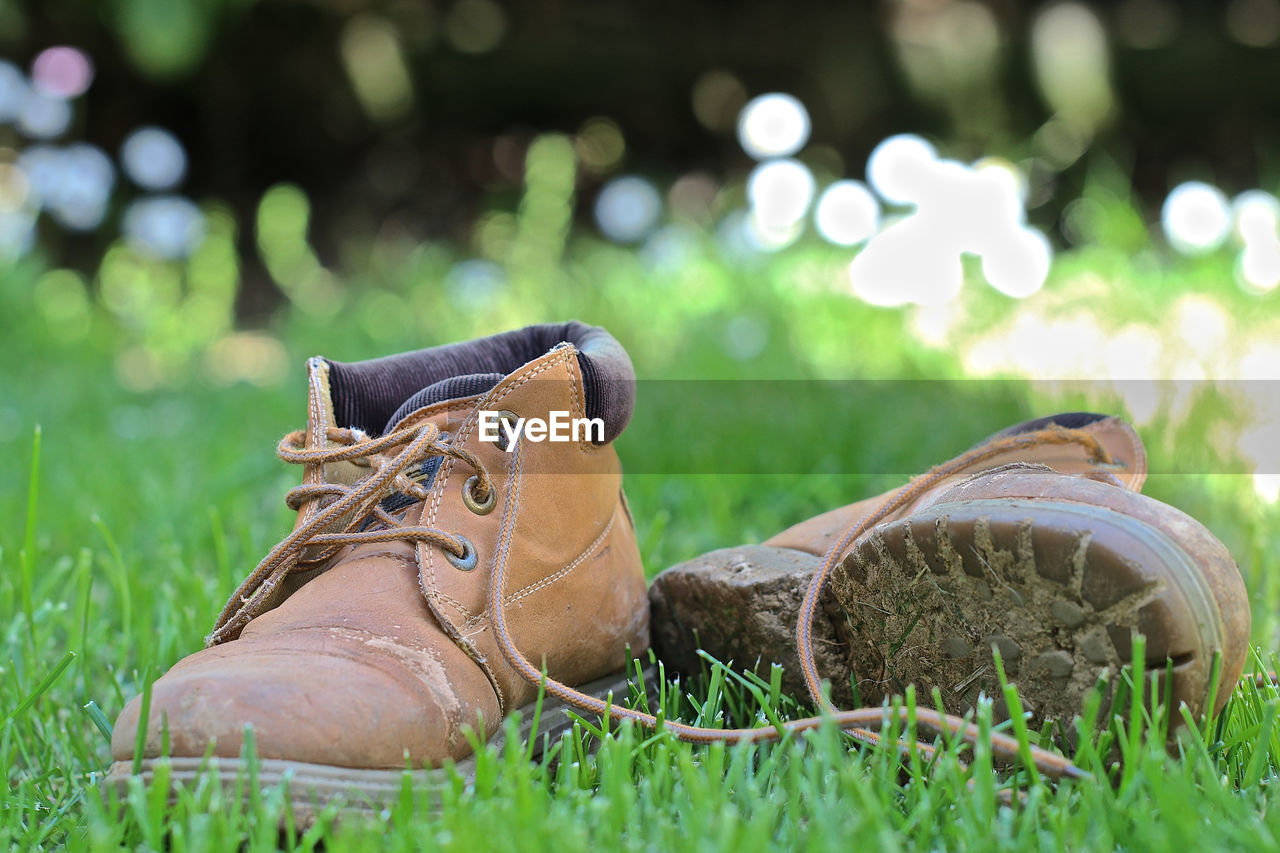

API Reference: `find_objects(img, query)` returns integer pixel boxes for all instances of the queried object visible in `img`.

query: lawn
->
[3,186,1280,851]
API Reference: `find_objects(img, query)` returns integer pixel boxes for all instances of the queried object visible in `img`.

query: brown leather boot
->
[107,322,650,814]
[651,413,1251,730]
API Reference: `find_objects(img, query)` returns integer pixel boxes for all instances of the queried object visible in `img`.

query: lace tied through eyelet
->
[207,420,495,647]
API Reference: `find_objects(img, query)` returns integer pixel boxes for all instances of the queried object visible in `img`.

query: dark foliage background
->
[7,0,1280,304]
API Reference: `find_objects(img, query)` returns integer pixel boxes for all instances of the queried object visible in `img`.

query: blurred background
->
[2,0,1280,505]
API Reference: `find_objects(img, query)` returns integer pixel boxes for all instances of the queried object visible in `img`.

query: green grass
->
[3,218,1280,851]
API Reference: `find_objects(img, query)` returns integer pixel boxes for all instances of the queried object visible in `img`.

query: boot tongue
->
[975,411,1147,491]
[981,411,1111,442]
[382,372,503,435]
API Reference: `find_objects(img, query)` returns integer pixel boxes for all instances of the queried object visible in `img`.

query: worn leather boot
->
[107,322,649,814]
[651,413,1251,729]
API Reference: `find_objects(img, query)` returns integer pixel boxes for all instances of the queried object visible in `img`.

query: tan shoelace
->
[206,422,494,647]
[490,425,1116,781]
[212,421,1102,780]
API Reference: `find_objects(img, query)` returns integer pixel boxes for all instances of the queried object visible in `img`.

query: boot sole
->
[830,499,1224,726]
[103,665,653,822]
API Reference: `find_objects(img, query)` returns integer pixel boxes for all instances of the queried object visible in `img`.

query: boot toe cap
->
[110,628,498,769]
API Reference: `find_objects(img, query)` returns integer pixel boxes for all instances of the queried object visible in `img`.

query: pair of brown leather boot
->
[106,323,1251,813]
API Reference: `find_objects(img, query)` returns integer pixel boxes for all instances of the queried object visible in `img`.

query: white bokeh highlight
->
[850,137,1051,305]
[746,158,815,231]
[982,227,1053,298]
[866,134,938,205]
[736,94,810,160]
[814,180,879,246]
[1161,181,1232,255]
[850,218,963,307]
[1233,190,1280,292]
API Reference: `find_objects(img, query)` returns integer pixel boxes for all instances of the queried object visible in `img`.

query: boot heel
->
[649,545,853,703]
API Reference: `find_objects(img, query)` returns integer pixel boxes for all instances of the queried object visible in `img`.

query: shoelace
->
[212,421,1102,781]
[206,421,494,647]
[489,425,1117,781]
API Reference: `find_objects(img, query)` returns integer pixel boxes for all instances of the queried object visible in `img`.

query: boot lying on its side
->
[650,413,1251,728]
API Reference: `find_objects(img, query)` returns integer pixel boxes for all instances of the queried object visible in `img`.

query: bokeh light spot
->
[1238,243,1280,293]
[1232,190,1280,244]
[1033,115,1089,170]
[0,61,26,122]
[667,172,718,226]
[51,143,115,230]
[745,216,803,253]
[574,117,625,174]
[1031,3,1114,132]
[445,259,507,308]
[866,134,937,205]
[341,14,415,123]
[1227,0,1280,47]
[980,226,1052,298]
[31,47,94,98]
[19,143,115,230]
[18,91,72,139]
[1233,190,1280,292]
[206,333,288,386]
[736,93,811,160]
[0,162,30,212]
[445,0,508,54]
[814,180,880,246]
[849,219,963,307]
[121,126,188,191]
[972,157,1028,205]
[0,210,36,259]
[888,0,1000,107]
[691,71,747,133]
[594,176,662,243]
[33,268,91,343]
[1254,474,1280,503]
[851,137,1049,304]
[641,225,699,273]
[124,196,207,259]
[1162,181,1232,255]
[746,158,815,230]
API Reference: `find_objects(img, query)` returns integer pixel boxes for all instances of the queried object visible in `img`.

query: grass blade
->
[4,649,74,723]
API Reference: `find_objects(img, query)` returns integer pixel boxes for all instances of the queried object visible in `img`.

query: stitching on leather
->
[458,504,618,631]
[436,590,476,620]
[454,350,573,444]
[505,509,615,604]
[421,350,572,622]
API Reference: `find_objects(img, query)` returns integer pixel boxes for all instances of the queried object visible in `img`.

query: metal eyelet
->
[494,410,519,452]
[462,475,495,515]
[445,536,478,571]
